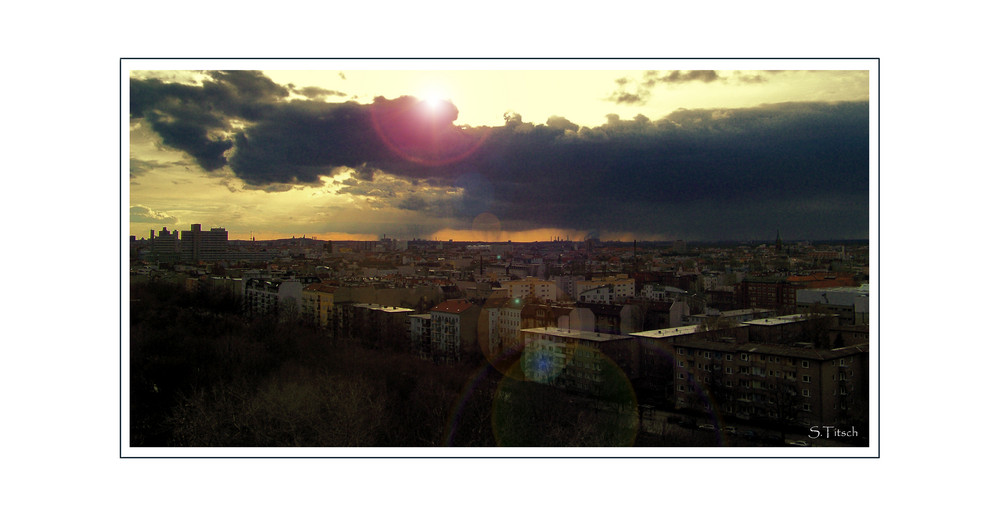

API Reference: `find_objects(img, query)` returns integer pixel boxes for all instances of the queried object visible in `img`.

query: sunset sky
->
[126,60,872,242]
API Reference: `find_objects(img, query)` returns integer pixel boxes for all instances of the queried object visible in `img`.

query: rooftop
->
[430,300,476,314]
[630,326,703,339]
[352,303,415,313]
[742,314,809,326]
[521,326,631,342]
[689,308,772,319]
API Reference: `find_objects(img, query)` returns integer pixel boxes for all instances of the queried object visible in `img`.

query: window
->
[802,375,811,383]
[740,353,749,361]
[704,352,711,359]
[678,373,686,379]
[678,348,686,355]
[725,367,733,374]
[803,403,812,412]
[801,360,810,368]
[725,354,733,361]
[802,389,811,397]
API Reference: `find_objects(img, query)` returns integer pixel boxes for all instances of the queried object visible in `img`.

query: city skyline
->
[127,60,873,243]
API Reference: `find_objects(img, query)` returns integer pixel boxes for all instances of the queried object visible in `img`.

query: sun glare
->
[423,97,447,113]
[419,83,452,109]
[421,84,449,101]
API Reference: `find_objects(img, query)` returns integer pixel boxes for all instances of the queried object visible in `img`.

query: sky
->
[127,61,872,242]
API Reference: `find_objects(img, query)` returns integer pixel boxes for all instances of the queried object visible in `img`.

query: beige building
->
[500,277,560,302]
[575,275,635,303]
[301,283,350,330]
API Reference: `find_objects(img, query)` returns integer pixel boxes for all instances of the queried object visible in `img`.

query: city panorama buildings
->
[131,229,871,440]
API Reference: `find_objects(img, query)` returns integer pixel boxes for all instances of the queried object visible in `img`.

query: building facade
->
[500,277,559,302]
[429,300,481,364]
[521,327,638,396]
[180,224,229,262]
[244,278,303,318]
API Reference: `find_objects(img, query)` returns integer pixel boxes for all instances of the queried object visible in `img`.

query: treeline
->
[130,281,714,447]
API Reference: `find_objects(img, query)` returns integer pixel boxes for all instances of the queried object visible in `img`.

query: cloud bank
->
[130,72,869,240]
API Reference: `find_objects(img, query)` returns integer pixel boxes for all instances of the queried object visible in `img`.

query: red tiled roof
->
[304,283,338,293]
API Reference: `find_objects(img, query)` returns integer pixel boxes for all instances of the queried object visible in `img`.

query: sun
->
[422,96,448,114]
[419,83,452,108]
[415,85,459,124]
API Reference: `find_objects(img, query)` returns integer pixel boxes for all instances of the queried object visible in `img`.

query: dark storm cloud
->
[421,100,868,239]
[131,71,868,239]
[291,84,348,99]
[397,195,427,211]
[131,71,289,170]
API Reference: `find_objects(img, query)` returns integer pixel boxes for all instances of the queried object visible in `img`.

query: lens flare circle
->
[492,343,639,447]
[369,96,488,167]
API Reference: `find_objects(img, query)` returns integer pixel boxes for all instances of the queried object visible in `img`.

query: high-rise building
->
[180,224,229,262]
[150,227,180,262]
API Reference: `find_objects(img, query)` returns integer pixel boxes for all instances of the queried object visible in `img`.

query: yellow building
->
[500,277,559,302]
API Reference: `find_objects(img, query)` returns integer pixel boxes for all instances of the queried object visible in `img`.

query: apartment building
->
[575,275,635,303]
[478,295,507,358]
[409,313,433,360]
[736,274,858,314]
[684,308,774,327]
[629,325,709,403]
[796,285,870,326]
[180,224,229,262]
[348,303,415,350]
[521,327,637,395]
[150,227,181,262]
[640,284,687,302]
[500,277,559,302]
[301,283,348,330]
[576,302,643,335]
[735,276,798,313]
[669,337,868,427]
[244,278,303,318]
[429,299,481,364]
[497,298,526,355]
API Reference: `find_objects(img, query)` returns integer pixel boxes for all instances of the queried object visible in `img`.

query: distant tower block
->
[775,229,783,251]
